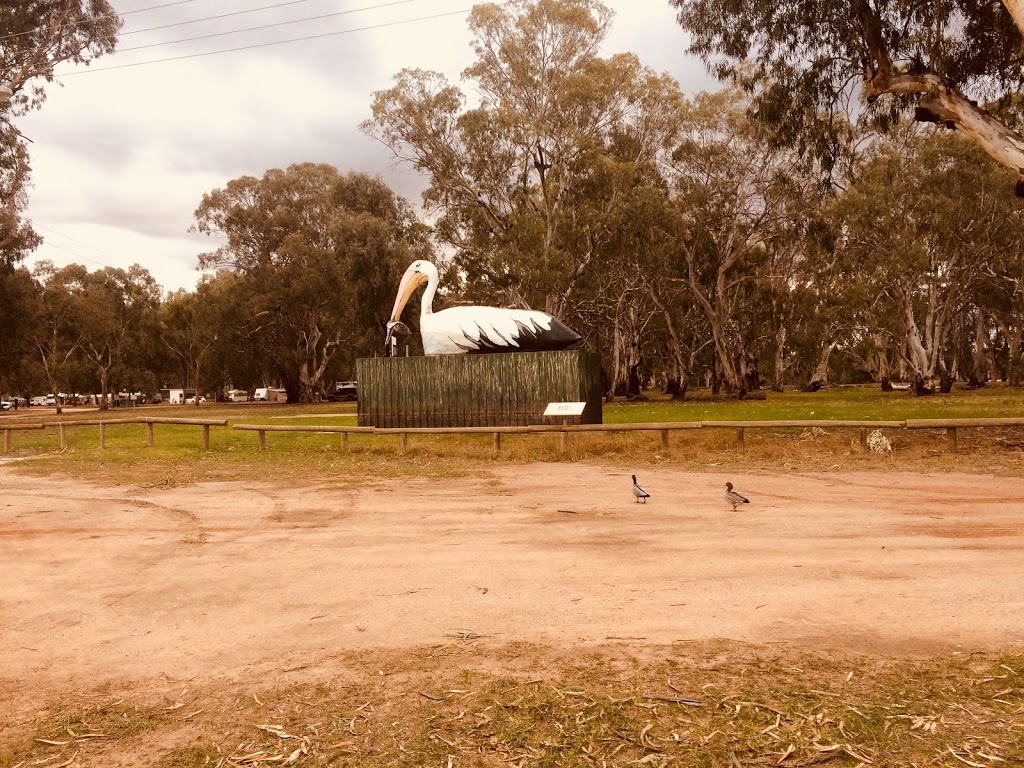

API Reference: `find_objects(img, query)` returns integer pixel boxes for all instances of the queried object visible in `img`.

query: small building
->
[159,388,193,405]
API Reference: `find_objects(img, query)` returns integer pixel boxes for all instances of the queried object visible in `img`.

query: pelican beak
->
[385,267,427,350]
[387,268,428,325]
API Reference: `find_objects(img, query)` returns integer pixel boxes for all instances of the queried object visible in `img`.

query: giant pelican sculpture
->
[385,260,581,356]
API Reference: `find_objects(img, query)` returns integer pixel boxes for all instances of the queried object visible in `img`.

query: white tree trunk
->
[865,70,1024,190]
[1002,0,1024,38]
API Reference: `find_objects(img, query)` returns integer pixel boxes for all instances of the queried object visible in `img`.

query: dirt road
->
[2,464,1023,714]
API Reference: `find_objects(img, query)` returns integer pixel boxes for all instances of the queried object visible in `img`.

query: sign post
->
[544,402,586,456]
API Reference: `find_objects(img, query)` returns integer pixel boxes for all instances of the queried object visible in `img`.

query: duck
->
[724,482,750,511]
[632,475,650,504]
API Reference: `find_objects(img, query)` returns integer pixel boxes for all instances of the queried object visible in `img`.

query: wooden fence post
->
[99,422,106,450]
[493,431,501,458]
[859,427,867,451]
[737,427,745,448]
[2,430,9,454]
[59,423,66,450]
[258,430,266,451]
[146,422,154,447]
[202,424,210,450]
[400,432,408,453]
[341,432,349,451]
[947,427,958,453]
[660,429,669,450]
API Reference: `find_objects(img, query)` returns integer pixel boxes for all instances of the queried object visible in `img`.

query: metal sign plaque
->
[543,401,587,417]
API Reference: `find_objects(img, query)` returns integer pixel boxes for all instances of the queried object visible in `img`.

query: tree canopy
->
[669,0,1024,192]
[193,165,431,401]
[1,0,121,304]
[363,0,682,317]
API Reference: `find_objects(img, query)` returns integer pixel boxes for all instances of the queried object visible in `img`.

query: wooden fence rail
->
[233,423,374,451]
[904,417,1024,453]
[36,417,229,450]
[7,416,1023,456]
[699,419,908,450]
[137,417,229,449]
[231,417,1024,456]
[1,423,44,454]
[42,418,137,449]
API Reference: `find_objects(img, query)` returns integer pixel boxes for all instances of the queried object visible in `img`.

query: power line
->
[35,238,109,269]
[0,0,200,43]
[120,0,323,37]
[116,0,418,53]
[0,0,336,44]
[35,223,119,264]
[121,0,202,16]
[58,8,473,75]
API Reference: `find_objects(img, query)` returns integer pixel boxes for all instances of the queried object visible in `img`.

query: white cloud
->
[20,0,716,293]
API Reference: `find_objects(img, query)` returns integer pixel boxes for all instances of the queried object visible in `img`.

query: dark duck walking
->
[632,475,650,503]
[724,482,750,511]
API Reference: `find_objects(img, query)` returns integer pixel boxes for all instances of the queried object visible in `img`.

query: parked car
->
[326,381,358,402]
[185,395,206,404]
[30,395,48,407]
[0,400,12,411]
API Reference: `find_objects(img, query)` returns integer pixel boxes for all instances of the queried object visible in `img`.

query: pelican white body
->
[387,261,580,356]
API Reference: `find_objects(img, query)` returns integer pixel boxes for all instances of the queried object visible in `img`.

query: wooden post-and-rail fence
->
[1,417,228,453]
[230,417,1024,457]
[232,424,375,452]
[5,416,1024,456]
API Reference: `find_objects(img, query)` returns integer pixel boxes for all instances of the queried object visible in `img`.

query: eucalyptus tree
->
[0,1,120,113]
[669,0,1024,194]
[0,1,121,265]
[662,89,816,395]
[586,180,711,400]
[363,0,682,319]
[160,287,220,404]
[76,265,162,408]
[28,261,87,414]
[967,168,1024,385]
[187,270,271,396]
[0,263,38,396]
[838,131,1016,393]
[0,122,39,266]
[194,166,428,402]
[985,264,1024,385]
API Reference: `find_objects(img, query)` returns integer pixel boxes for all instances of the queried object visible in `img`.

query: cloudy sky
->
[21,0,716,292]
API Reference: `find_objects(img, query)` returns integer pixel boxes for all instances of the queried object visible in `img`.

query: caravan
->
[253,387,287,402]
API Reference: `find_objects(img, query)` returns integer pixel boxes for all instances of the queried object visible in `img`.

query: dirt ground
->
[2,462,1023,719]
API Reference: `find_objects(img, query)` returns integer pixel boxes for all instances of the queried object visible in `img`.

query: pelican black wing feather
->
[463,317,581,355]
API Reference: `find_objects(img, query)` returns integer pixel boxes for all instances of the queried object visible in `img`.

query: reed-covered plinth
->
[357,350,602,428]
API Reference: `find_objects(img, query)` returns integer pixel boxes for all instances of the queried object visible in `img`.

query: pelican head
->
[386,261,438,348]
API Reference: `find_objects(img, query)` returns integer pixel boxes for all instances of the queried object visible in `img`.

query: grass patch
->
[606,383,1024,423]
[4,644,1022,767]
[2,386,1024,486]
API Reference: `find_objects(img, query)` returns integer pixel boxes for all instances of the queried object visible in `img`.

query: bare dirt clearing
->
[2,464,1023,765]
